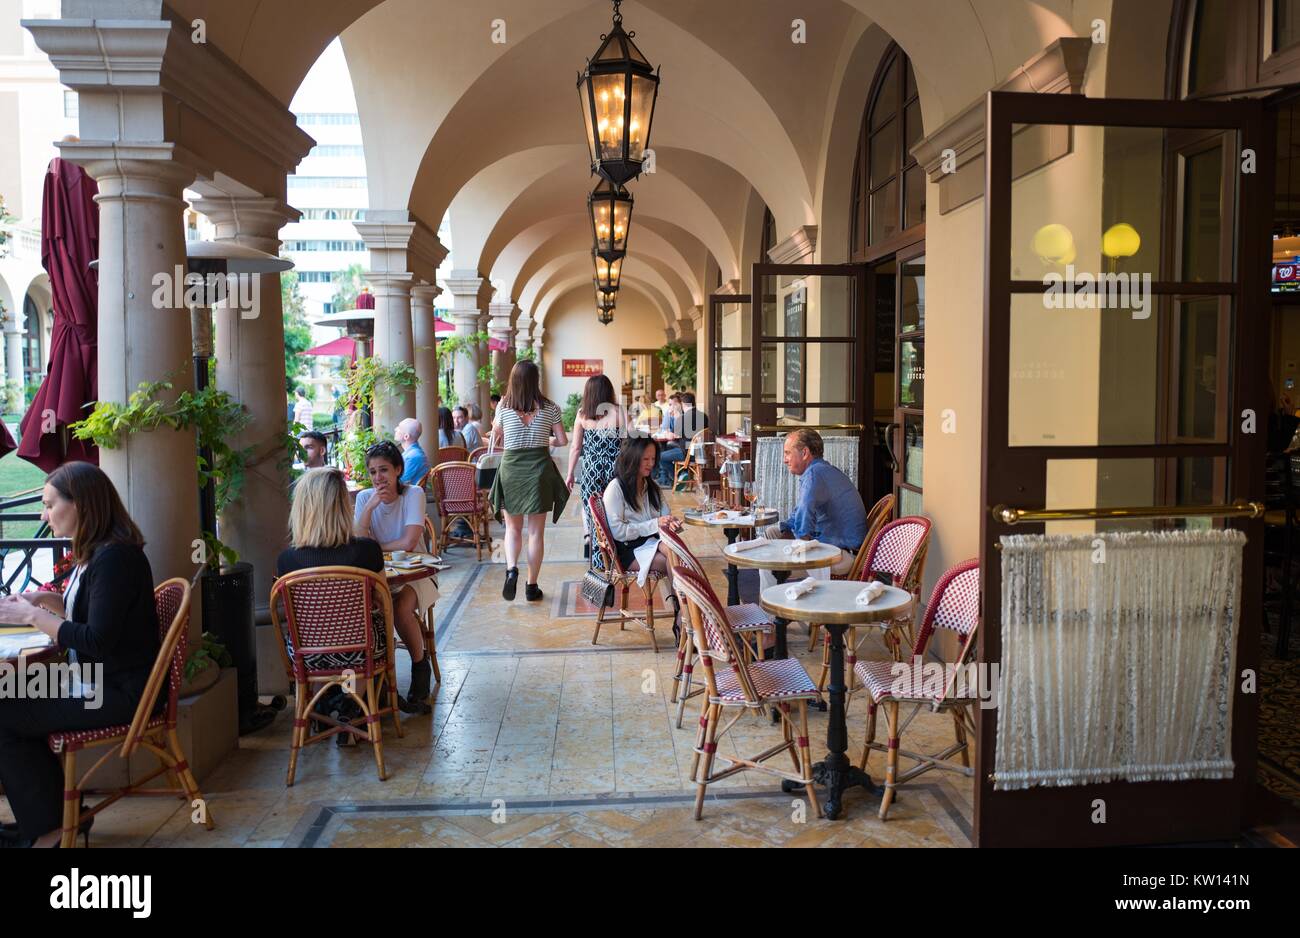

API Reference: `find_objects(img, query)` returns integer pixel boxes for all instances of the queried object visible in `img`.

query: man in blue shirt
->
[395,418,429,485]
[765,428,867,575]
[656,392,708,485]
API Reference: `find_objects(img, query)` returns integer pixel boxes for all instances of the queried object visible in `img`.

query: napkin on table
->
[855,581,886,606]
[783,539,826,557]
[730,537,768,552]
[784,577,818,600]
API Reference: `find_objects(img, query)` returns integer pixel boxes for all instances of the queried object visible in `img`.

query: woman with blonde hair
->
[277,467,428,717]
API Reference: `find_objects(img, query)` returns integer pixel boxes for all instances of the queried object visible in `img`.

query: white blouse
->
[602,478,668,543]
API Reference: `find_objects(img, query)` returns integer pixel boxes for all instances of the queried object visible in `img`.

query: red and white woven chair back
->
[586,495,626,576]
[154,580,189,722]
[468,446,489,464]
[672,568,754,695]
[863,516,931,589]
[274,569,381,674]
[912,559,981,658]
[438,446,469,463]
[657,522,706,581]
[434,462,479,515]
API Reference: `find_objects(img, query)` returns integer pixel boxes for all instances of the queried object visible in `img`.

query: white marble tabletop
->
[759,581,913,625]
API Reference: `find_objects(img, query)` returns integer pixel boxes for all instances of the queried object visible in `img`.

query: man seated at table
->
[762,428,867,577]
[299,430,328,469]
[656,392,707,485]
[454,405,482,451]
[395,418,429,485]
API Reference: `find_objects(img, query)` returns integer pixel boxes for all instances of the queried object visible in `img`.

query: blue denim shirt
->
[400,442,429,484]
[779,458,868,551]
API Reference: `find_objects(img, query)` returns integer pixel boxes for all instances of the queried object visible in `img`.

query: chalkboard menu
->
[784,285,806,420]
[875,271,896,372]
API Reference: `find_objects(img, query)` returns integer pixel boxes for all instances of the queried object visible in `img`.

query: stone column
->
[80,152,202,590]
[532,325,546,389]
[410,282,441,437]
[487,301,516,392]
[515,315,532,361]
[356,212,446,435]
[192,195,297,615]
[3,312,24,412]
[444,271,488,410]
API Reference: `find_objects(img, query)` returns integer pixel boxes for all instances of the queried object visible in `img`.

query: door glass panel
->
[722,397,748,435]
[1189,0,1230,93]
[760,343,853,405]
[870,179,900,244]
[773,406,855,426]
[899,339,924,408]
[1180,143,1224,282]
[1176,297,1224,440]
[760,275,854,338]
[1043,457,1226,535]
[902,413,923,488]
[1275,0,1300,52]
[715,350,750,395]
[718,300,750,347]
[900,254,925,333]
[899,486,923,517]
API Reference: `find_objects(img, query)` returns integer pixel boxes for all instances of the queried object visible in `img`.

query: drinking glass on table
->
[744,481,759,516]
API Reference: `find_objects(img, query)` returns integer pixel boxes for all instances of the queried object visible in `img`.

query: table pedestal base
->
[782,757,883,820]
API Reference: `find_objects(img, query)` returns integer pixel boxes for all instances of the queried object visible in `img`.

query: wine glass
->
[695,480,711,513]
[743,482,759,517]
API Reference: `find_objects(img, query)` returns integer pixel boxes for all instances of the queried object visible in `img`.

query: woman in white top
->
[488,360,570,602]
[601,437,684,636]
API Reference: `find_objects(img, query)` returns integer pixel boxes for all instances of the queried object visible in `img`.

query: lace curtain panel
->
[994,529,1244,791]
[753,435,859,519]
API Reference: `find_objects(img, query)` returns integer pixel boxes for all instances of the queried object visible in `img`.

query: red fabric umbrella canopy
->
[487,337,508,352]
[304,336,358,360]
[17,158,99,471]
[435,317,454,333]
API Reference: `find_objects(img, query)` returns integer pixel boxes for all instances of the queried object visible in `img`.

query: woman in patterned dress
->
[565,374,625,569]
[488,360,570,601]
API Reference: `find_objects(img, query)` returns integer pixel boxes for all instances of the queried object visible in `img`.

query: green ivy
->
[657,342,698,392]
[338,426,383,488]
[345,356,420,412]
[561,392,581,432]
[184,631,233,682]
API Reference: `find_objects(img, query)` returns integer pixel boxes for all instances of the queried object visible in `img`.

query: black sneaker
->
[503,567,519,600]
[525,582,543,602]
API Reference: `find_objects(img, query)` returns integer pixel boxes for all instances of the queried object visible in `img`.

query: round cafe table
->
[683,508,778,606]
[760,580,913,821]
[722,539,839,659]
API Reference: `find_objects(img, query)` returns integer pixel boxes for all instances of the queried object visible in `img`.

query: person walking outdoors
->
[489,359,569,601]
[565,374,624,565]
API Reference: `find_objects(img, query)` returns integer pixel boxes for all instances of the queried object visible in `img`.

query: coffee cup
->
[391,550,408,561]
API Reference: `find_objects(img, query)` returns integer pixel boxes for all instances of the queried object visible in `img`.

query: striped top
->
[498,402,562,449]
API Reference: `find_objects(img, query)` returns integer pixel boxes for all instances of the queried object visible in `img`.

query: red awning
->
[17,158,100,471]
[435,318,454,333]
[304,336,357,360]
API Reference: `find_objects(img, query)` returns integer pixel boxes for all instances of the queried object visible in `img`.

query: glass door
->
[708,293,752,433]
[978,90,1269,847]
[750,264,871,499]
[893,248,925,516]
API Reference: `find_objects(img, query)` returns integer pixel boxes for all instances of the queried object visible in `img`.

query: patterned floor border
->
[282,783,974,848]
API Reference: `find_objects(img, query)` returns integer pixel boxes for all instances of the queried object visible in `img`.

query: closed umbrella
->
[17,158,99,470]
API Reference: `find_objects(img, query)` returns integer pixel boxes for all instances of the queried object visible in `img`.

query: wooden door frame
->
[707,292,752,432]
[979,90,1269,847]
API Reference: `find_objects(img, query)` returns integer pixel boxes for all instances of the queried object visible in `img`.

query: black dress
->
[275,538,388,670]
[0,542,160,840]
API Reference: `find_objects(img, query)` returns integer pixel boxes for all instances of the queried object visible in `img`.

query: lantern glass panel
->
[578,83,598,164]
[627,74,656,163]
[592,73,627,162]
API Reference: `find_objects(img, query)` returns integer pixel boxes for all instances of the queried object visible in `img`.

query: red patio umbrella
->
[303,336,358,361]
[487,336,508,352]
[17,158,99,471]
[435,317,454,333]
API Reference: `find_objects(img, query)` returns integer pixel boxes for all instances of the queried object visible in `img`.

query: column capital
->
[486,301,516,321]
[364,270,416,297]
[689,304,704,328]
[355,211,446,286]
[766,225,818,264]
[190,195,299,253]
[411,283,442,306]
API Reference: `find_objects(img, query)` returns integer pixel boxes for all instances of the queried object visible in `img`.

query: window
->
[287,177,367,189]
[297,208,364,220]
[63,90,77,119]
[308,145,366,158]
[850,44,923,257]
[295,271,335,283]
[296,112,360,126]
[282,240,366,252]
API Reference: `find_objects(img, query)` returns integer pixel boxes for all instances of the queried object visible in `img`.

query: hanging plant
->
[345,356,420,412]
[657,342,697,392]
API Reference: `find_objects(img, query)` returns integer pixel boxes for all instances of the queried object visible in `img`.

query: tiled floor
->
[1,493,977,848]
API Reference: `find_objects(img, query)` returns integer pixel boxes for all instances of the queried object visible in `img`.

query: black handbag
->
[581,567,616,608]
[476,438,500,490]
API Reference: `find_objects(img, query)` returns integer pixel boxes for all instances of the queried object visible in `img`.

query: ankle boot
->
[503,567,519,600]
[402,653,433,715]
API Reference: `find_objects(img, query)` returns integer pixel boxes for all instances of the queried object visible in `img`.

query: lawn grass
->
[0,420,46,539]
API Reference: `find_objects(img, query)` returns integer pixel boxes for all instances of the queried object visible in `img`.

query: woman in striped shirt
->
[488,360,570,601]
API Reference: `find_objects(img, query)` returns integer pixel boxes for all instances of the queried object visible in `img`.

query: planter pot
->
[200,561,257,727]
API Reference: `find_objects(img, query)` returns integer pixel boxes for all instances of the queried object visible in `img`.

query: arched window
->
[22,294,42,383]
[760,206,776,258]
[850,44,923,258]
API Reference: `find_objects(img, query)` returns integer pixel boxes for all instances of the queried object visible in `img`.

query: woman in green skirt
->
[488,359,570,601]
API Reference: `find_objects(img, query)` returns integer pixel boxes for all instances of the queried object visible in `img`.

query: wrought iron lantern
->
[588,178,633,262]
[577,0,660,185]
[594,253,622,294]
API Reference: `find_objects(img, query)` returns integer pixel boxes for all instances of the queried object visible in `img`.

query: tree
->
[281,271,314,393]
[330,263,365,313]
[657,342,697,392]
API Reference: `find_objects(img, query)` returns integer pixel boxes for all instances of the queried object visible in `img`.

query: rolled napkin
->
[784,539,827,557]
[730,536,768,552]
[855,581,886,606]
[784,577,818,600]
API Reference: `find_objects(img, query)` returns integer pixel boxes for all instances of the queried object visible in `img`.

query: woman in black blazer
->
[0,461,160,847]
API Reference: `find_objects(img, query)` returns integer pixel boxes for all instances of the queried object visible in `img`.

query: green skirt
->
[489,446,570,522]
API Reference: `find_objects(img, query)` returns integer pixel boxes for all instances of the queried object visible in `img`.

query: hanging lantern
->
[597,307,615,326]
[594,252,622,293]
[577,0,660,185]
[596,288,618,312]
[589,179,633,262]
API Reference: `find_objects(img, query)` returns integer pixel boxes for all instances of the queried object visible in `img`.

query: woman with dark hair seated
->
[0,462,160,848]
[351,441,434,714]
[601,436,685,639]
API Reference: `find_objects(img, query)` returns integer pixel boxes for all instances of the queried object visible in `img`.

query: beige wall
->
[540,288,670,408]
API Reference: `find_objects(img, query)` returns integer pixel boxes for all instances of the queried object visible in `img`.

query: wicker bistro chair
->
[672,567,822,820]
[587,495,667,652]
[855,558,980,820]
[815,516,932,697]
[657,520,774,728]
[672,429,712,492]
[808,493,896,650]
[271,566,404,784]
[431,461,492,561]
[437,445,469,464]
[468,445,489,464]
[49,578,215,848]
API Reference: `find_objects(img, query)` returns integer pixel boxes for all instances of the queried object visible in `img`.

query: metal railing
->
[0,490,72,595]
